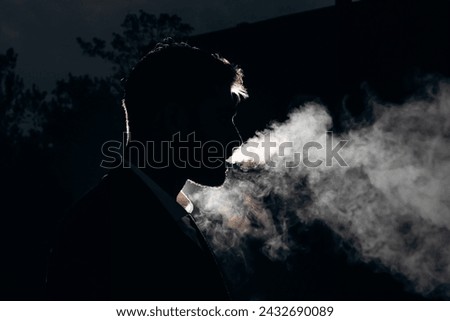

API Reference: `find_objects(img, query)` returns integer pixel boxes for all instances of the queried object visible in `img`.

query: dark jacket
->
[47,167,229,300]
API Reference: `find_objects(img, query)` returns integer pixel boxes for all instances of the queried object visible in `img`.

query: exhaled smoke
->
[185,80,450,297]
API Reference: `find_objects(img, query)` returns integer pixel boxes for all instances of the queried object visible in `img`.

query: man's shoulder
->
[74,167,159,212]
[53,167,170,263]
[60,168,164,237]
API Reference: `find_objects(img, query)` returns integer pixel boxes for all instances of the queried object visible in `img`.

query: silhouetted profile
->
[47,42,247,300]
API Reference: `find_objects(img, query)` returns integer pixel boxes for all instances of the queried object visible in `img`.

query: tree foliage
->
[0,10,193,170]
[77,11,193,84]
[1,10,193,150]
[0,48,49,143]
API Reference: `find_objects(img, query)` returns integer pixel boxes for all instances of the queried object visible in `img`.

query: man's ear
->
[162,102,191,134]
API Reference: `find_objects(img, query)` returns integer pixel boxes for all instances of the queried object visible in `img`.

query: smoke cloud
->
[185,80,450,298]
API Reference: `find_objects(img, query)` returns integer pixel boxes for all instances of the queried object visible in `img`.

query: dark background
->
[0,0,449,299]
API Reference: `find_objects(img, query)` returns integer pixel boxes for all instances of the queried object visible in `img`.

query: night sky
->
[0,0,334,90]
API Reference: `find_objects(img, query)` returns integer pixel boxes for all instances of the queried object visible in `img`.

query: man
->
[47,42,248,300]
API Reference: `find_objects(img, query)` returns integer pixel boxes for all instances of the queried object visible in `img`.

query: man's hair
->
[122,41,247,140]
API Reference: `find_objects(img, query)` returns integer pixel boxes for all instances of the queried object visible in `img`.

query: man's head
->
[123,41,248,186]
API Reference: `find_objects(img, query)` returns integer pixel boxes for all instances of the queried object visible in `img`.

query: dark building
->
[191,0,450,138]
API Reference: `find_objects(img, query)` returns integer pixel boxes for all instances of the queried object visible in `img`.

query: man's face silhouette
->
[123,44,246,189]
[186,85,242,186]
